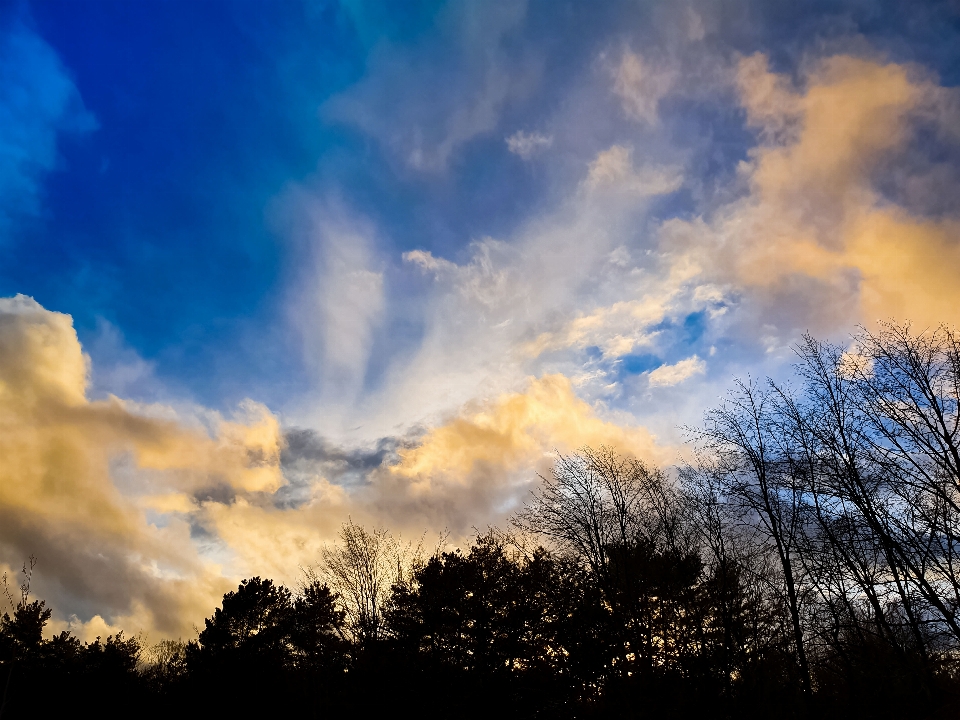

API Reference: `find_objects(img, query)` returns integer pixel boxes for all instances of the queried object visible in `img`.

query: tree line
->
[2,322,960,718]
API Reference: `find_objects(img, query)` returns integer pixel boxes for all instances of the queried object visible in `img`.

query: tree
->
[514,446,707,692]
[292,580,347,673]
[514,446,685,584]
[314,519,419,647]
[693,380,814,698]
[192,577,294,663]
[384,533,597,717]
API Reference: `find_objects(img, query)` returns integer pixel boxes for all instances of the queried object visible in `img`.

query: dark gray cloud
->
[275,427,424,508]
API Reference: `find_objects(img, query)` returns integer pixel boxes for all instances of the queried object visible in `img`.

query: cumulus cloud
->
[89,372,666,608]
[389,373,663,490]
[506,130,553,159]
[201,373,665,575]
[0,295,285,639]
[0,293,668,638]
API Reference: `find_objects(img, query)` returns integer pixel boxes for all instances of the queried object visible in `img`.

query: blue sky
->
[1,0,960,638]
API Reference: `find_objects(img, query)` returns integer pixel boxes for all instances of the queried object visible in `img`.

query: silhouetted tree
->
[314,520,418,648]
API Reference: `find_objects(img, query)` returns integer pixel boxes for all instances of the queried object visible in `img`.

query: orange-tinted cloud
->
[0,295,667,637]
[0,295,284,639]
[663,53,960,330]
[390,373,663,492]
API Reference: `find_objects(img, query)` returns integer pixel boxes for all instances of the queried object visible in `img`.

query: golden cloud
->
[391,373,663,488]
[666,53,960,329]
[0,295,285,638]
[0,294,666,635]
[714,56,960,324]
[194,374,666,585]
[647,356,706,387]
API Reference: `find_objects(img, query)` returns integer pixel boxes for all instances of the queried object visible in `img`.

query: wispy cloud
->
[0,20,96,238]
[282,192,385,411]
[322,0,536,171]
[506,130,553,159]
[586,145,683,195]
[613,51,675,125]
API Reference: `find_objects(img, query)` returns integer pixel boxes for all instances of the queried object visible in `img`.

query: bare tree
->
[693,380,814,697]
[850,323,960,643]
[311,519,421,647]
[513,445,675,582]
[514,445,697,676]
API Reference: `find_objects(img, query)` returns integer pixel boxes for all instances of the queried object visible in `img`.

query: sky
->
[1,0,959,641]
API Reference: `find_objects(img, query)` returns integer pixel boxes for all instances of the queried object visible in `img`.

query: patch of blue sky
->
[589,313,713,395]
[617,353,662,377]
[680,311,709,346]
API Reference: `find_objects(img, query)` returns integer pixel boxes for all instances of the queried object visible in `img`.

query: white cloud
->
[403,248,458,275]
[285,194,385,409]
[647,355,706,387]
[283,145,707,445]
[506,130,553,159]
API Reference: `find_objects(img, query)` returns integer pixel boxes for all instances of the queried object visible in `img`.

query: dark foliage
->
[0,598,141,718]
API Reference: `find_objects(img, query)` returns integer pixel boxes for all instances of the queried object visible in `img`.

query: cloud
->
[506,130,553,159]
[659,53,960,338]
[284,194,385,409]
[9,3,960,646]
[392,373,662,484]
[0,293,669,638]
[586,145,683,196]
[524,299,666,359]
[323,0,536,171]
[373,373,664,527]
[647,355,706,387]
[358,48,960,452]
[0,295,286,639]
[613,51,675,124]
[155,372,667,597]
[284,137,706,444]
[0,21,96,238]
